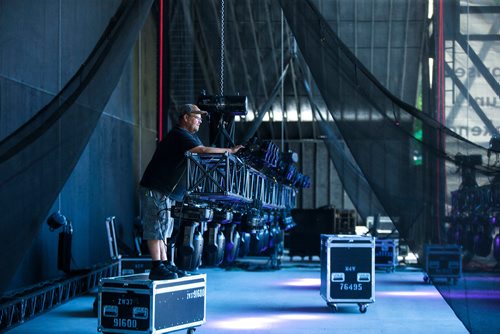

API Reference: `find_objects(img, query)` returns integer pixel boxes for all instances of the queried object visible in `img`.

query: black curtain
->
[0,0,154,294]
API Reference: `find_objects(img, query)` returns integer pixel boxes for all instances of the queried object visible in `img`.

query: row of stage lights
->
[45,95,310,273]
[447,149,500,262]
[236,138,311,189]
[172,135,310,271]
[445,218,500,260]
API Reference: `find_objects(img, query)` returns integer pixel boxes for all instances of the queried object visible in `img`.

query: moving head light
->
[47,211,68,231]
[197,93,248,116]
[489,136,500,153]
[455,154,482,167]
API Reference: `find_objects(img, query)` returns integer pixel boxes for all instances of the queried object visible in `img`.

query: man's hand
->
[229,145,244,154]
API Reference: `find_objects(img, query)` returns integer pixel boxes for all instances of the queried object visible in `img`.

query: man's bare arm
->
[189,145,244,154]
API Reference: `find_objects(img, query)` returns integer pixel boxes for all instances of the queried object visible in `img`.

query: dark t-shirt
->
[140,126,203,201]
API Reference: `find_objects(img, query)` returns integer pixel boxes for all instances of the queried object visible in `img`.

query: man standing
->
[140,104,244,280]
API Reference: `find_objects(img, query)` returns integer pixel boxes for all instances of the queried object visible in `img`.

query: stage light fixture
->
[489,136,500,153]
[47,211,73,273]
[196,93,248,116]
[47,211,68,231]
[455,154,482,190]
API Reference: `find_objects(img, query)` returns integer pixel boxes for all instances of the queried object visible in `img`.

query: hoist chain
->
[219,0,225,96]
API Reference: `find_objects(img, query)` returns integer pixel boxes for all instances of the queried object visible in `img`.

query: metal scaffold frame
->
[0,262,119,331]
[185,152,296,210]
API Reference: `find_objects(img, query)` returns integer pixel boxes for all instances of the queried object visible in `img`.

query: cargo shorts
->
[141,188,175,241]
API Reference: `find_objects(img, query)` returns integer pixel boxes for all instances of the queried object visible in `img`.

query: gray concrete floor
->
[7,262,468,334]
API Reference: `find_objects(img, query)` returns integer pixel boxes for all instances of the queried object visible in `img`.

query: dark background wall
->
[0,0,158,291]
[0,0,426,293]
[166,0,425,212]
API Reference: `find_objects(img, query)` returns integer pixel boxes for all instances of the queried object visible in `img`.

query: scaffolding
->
[185,152,297,210]
[0,262,119,331]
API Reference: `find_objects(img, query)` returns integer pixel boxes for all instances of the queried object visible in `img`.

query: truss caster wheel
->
[423,275,429,283]
[358,304,367,313]
[327,303,337,312]
[187,328,196,334]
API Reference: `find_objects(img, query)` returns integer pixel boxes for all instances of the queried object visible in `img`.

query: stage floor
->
[7,261,468,334]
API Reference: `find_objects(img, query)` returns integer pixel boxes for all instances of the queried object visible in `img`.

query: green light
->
[414,128,423,141]
[412,120,423,165]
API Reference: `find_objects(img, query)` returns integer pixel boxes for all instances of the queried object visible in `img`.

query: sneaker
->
[149,264,178,280]
[166,264,190,278]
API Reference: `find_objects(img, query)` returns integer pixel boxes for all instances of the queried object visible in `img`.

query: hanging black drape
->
[0,0,154,294]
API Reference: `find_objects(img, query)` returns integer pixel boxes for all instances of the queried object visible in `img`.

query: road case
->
[423,244,462,284]
[375,238,399,272]
[320,234,375,313]
[98,273,206,334]
[120,258,153,276]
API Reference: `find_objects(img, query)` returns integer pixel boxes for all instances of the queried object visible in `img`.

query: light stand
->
[47,211,73,273]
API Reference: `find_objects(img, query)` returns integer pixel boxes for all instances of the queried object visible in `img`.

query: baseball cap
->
[177,104,208,119]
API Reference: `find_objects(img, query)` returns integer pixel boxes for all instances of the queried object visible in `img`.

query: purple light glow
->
[276,313,325,321]
[462,275,500,283]
[209,316,279,330]
[440,289,500,300]
[208,313,326,331]
[282,278,321,287]
[376,291,441,298]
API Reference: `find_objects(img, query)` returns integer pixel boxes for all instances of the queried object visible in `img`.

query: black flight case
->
[320,234,375,313]
[375,238,399,272]
[98,273,206,334]
[423,244,462,285]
